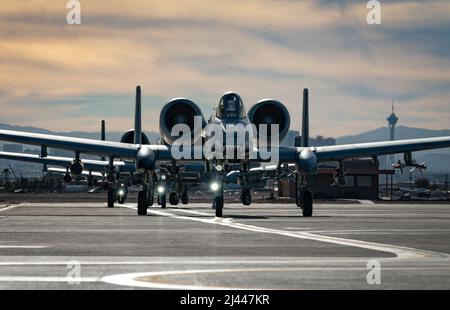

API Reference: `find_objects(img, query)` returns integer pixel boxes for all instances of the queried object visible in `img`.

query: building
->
[278,158,395,200]
[295,135,336,147]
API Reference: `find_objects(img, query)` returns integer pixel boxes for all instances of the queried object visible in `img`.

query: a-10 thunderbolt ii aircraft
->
[0,116,204,207]
[1,86,450,217]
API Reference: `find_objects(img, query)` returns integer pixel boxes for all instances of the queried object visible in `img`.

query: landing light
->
[118,190,125,196]
[215,165,223,172]
[210,182,220,192]
[161,175,167,180]
[157,185,165,194]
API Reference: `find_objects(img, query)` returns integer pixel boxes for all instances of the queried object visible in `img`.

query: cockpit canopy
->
[216,92,246,119]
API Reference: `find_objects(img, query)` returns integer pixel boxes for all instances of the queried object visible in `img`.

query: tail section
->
[101,120,106,161]
[101,120,106,141]
[134,85,142,145]
[301,88,309,147]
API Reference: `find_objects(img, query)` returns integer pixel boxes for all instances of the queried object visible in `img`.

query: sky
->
[0,0,449,137]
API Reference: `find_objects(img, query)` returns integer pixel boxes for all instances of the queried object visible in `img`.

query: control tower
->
[387,100,399,166]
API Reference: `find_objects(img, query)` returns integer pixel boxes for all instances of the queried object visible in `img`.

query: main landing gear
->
[157,184,166,209]
[211,164,224,217]
[106,157,116,208]
[239,162,251,206]
[241,188,252,206]
[169,192,178,205]
[138,172,155,216]
[296,174,313,217]
[213,193,224,217]
[181,189,189,205]
[116,183,128,204]
[137,189,148,215]
[107,188,115,208]
[169,185,189,206]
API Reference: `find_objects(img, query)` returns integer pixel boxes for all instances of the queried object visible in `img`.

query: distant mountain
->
[337,125,450,145]
[0,123,161,145]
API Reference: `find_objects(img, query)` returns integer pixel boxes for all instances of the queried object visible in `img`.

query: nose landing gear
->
[296,174,313,217]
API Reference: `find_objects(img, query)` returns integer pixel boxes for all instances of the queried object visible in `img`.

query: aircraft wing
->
[313,136,450,162]
[0,151,134,173]
[0,130,139,159]
[1,130,450,166]
[47,167,104,178]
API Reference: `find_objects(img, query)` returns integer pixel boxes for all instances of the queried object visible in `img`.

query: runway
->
[1,201,450,289]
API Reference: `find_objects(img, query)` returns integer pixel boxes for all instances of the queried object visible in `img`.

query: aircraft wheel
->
[160,194,167,209]
[118,196,126,204]
[296,194,303,208]
[169,192,179,205]
[137,190,148,216]
[242,189,252,206]
[302,190,313,217]
[214,195,223,217]
[148,186,154,206]
[181,191,189,204]
[107,189,115,208]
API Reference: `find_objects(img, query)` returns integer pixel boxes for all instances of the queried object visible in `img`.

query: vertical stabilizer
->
[101,120,106,161]
[134,86,142,145]
[301,88,309,147]
[101,120,106,141]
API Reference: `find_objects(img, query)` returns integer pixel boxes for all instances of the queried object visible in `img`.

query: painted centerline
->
[122,204,448,261]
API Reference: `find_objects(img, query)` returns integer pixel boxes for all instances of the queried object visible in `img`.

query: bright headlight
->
[161,175,167,180]
[210,182,220,192]
[215,165,223,172]
[118,190,125,196]
[157,185,165,193]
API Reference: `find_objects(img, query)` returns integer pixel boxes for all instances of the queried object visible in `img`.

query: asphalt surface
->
[1,200,450,289]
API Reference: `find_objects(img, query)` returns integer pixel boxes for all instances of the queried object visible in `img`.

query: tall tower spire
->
[387,99,399,166]
[387,99,399,141]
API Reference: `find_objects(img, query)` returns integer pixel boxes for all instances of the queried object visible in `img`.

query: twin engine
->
[134,95,291,146]
[247,99,290,145]
[159,98,206,145]
[120,129,150,145]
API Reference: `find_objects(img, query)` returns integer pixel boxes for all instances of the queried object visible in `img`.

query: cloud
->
[0,0,449,137]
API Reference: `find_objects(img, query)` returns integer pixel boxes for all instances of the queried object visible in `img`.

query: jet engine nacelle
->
[159,98,206,145]
[120,129,150,145]
[248,99,290,145]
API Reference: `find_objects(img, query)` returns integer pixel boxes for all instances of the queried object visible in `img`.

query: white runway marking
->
[102,270,246,290]
[123,204,448,261]
[0,245,48,249]
[357,200,376,205]
[0,204,23,213]
[2,202,449,289]
[101,265,450,290]
[0,276,99,282]
[0,256,389,266]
